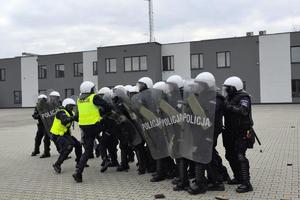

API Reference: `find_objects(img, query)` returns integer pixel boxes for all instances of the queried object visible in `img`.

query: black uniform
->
[52,108,82,173]
[73,94,109,182]
[223,90,254,193]
[31,106,51,157]
[206,92,229,190]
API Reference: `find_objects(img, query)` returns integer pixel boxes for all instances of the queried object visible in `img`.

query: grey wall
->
[97,42,162,88]
[0,57,22,108]
[290,32,300,102]
[38,52,83,98]
[190,36,260,103]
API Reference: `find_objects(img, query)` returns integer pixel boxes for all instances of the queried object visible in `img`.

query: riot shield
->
[133,88,170,159]
[36,89,61,138]
[157,82,182,159]
[180,81,216,164]
[113,87,143,147]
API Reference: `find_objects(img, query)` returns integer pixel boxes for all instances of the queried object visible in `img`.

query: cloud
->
[0,0,300,58]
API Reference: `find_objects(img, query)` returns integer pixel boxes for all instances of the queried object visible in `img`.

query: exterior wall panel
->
[98,43,162,88]
[190,37,260,103]
[161,42,191,80]
[259,33,292,103]
[83,50,98,89]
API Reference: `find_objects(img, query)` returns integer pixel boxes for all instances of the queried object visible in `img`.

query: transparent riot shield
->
[180,81,216,164]
[113,87,143,147]
[133,88,170,159]
[36,89,61,138]
[157,82,183,159]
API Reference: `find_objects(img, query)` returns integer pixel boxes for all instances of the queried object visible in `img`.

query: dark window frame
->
[124,55,148,72]
[93,61,98,75]
[64,88,75,98]
[190,53,204,70]
[216,51,231,68]
[0,68,6,81]
[73,62,83,77]
[38,89,46,94]
[292,79,300,97]
[105,58,117,73]
[291,46,300,64]
[38,65,47,79]
[13,91,22,104]
[162,55,175,71]
[55,64,65,78]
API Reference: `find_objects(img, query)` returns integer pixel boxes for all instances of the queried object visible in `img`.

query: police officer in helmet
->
[73,81,109,182]
[51,98,82,173]
[223,76,254,193]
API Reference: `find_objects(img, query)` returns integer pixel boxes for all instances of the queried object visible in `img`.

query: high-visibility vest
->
[50,109,72,136]
[77,94,101,125]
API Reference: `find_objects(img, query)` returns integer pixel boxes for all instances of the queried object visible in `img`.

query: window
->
[191,54,204,69]
[14,91,22,104]
[0,68,6,81]
[73,63,83,77]
[65,88,74,98]
[217,51,230,68]
[292,80,300,97]
[38,89,46,94]
[38,65,47,79]
[55,64,65,78]
[93,61,98,75]
[162,56,174,71]
[124,56,147,72]
[291,46,300,63]
[105,58,117,73]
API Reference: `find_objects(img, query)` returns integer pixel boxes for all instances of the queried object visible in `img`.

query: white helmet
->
[166,75,184,88]
[153,81,166,91]
[80,81,95,93]
[223,76,243,91]
[131,85,139,93]
[38,94,47,99]
[124,85,133,92]
[49,91,60,97]
[195,72,216,88]
[98,87,111,95]
[137,77,153,89]
[62,98,76,107]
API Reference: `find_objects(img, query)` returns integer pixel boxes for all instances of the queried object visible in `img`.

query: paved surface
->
[0,105,299,200]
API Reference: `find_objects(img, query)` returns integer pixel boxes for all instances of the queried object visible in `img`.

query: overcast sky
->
[1,0,300,58]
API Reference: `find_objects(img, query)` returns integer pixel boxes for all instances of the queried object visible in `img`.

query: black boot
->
[116,164,129,172]
[150,159,165,182]
[236,157,253,193]
[40,152,50,158]
[187,163,207,195]
[207,182,225,191]
[52,163,61,174]
[173,159,189,191]
[135,150,146,175]
[117,149,129,172]
[72,171,82,183]
[101,158,112,173]
[31,150,40,156]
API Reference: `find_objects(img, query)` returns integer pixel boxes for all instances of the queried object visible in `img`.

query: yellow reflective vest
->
[77,94,101,125]
[50,109,72,136]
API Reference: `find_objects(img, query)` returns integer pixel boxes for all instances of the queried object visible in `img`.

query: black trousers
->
[76,125,100,174]
[54,135,82,166]
[98,131,118,163]
[223,131,250,184]
[34,125,50,153]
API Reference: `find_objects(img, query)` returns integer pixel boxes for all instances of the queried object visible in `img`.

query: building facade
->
[0,31,300,107]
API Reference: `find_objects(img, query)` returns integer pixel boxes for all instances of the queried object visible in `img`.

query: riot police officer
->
[223,76,254,193]
[187,72,228,194]
[51,98,82,173]
[73,81,109,183]
[31,94,50,158]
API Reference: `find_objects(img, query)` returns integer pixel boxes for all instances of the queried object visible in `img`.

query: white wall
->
[83,50,98,89]
[259,33,292,103]
[161,42,191,81]
[21,56,38,107]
